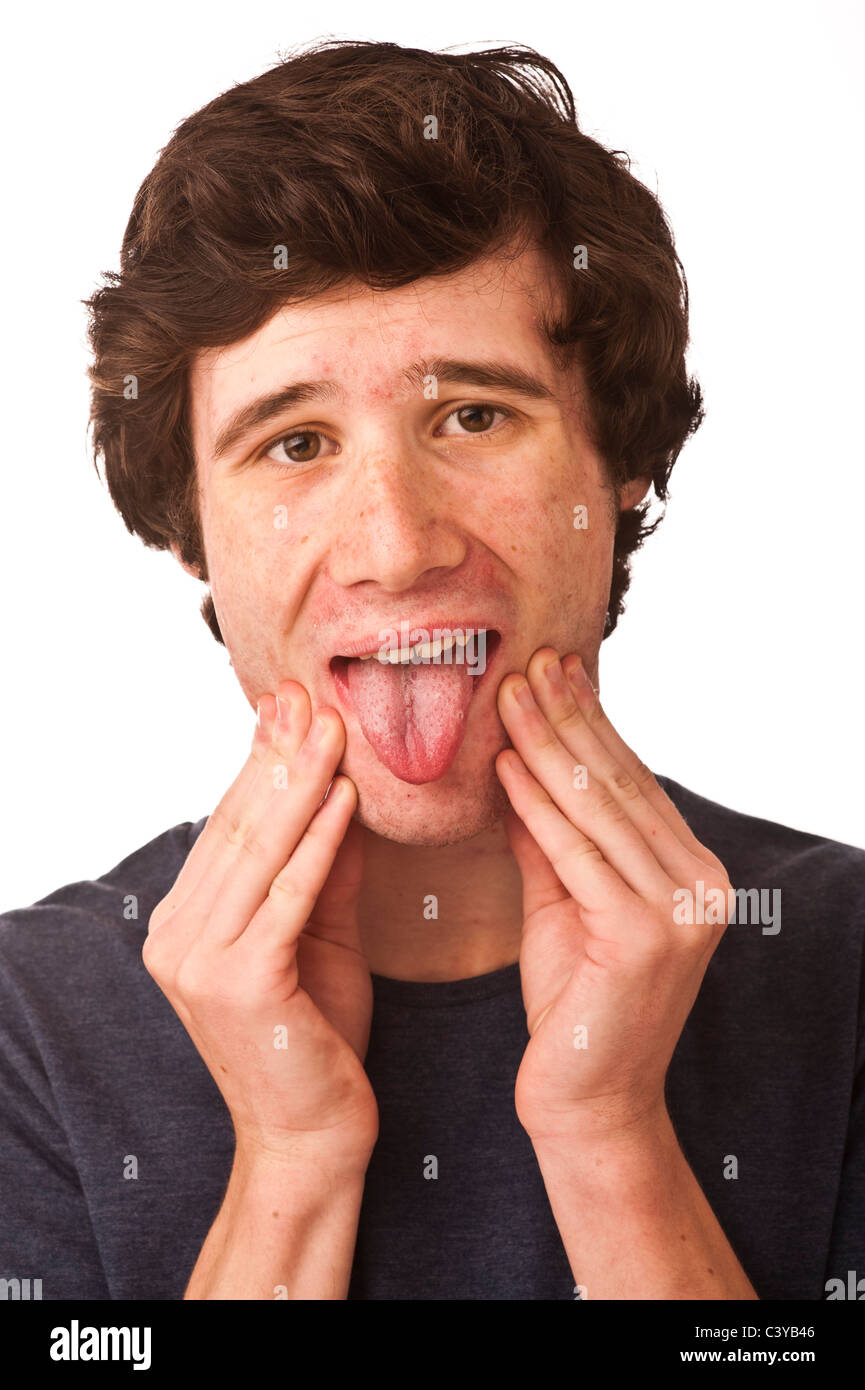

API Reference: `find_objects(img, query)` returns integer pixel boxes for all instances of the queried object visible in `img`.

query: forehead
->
[188,242,567,437]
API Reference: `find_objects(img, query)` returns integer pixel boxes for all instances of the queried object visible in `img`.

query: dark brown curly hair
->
[84,38,703,645]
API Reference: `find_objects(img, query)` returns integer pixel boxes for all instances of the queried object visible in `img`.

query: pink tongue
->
[346,657,475,783]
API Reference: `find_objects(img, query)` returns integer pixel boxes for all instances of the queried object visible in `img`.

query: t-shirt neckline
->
[370,958,522,1007]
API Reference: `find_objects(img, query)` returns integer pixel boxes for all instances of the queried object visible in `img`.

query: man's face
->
[186,243,646,845]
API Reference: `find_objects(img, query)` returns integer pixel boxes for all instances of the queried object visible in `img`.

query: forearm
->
[532,1110,758,1300]
[185,1143,369,1300]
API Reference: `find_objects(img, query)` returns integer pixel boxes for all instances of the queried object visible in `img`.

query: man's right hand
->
[143,681,378,1173]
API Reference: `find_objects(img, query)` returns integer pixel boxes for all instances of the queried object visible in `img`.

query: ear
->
[617,476,652,510]
[169,541,202,581]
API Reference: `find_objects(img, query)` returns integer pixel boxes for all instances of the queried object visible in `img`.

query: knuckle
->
[704,868,732,899]
[554,706,584,736]
[555,839,605,876]
[150,892,169,920]
[141,934,164,976]
[211,803,252,849]
[609,766,640,801]
[592,785,627,821]
[583,696,606,730]
[267,870,310,909]
[146,909,165,939]
[174,956,208,1002]
[206,804,229,836]
[225,818,253,849]
[239,831,269,863]
[250,737,270,766]
[142,913,178,968]
[632,759,656,791]
[148,892,177,931]
[533,726,561,755]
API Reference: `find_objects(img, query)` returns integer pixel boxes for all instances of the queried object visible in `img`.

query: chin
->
[351,764,512,846]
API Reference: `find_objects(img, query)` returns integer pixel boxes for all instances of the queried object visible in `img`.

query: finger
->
[180,681,313,904]
[153,678,315,928]
[306,813,366,953]
[502,806,571,921]
[497,673,675,902]
[239,774,359,959]
[195,707,349,944]
[297,813,370,1059]
[149,692,275,928]
[496,750,635,919]
[526,649,712,884]
[560,653,726,874]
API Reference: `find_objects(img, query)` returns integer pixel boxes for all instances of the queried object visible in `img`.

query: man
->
[1,39,862,1301]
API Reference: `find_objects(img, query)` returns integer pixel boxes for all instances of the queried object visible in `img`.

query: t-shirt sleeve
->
[0,932,112,1300]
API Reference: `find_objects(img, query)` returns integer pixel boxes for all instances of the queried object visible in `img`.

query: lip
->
[330,618,505,662]
[329,622,504,715]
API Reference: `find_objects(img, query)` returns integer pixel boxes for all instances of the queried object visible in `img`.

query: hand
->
[495,648,731,1146]
[143,682,378,1169]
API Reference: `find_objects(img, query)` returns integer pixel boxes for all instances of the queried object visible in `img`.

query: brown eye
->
[273,432,319,462]
[263,430,337,468]
[438,403,510,438]
[457,405,496,432]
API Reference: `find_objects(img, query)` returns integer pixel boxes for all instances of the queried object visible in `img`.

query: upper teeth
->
[359,630,480,663]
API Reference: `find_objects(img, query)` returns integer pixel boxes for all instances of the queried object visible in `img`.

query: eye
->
[259,401,512,472]
[262,430,338,468]
[437,403,511,437]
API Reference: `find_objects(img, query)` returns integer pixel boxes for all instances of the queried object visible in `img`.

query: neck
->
[356,819,524,982]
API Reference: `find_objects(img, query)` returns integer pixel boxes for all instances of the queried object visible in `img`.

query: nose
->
[326,444,467,591]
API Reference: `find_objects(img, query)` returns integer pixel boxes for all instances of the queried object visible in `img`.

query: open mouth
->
[329,628,502,784]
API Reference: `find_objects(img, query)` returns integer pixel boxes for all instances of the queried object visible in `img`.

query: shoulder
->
[657,773,865,958]
[658,773,865,885]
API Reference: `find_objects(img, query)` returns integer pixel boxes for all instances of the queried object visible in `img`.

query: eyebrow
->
[210,356,557,460]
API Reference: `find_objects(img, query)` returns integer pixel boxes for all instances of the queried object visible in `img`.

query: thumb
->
[307,800,366,948]
[503,806,569,920]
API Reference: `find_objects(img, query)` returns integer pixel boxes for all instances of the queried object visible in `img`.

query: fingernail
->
[564,656,591,690]
[541,657,567,691]
[511,680,535,710]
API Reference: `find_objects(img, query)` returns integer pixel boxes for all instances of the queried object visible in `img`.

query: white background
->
[2,0,862,910]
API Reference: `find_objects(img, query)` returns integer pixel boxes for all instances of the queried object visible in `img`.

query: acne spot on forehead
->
[363,381,403,403]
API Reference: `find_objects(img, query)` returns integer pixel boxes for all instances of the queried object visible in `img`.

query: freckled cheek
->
[491,481,608,576]
[204,498,308,629]
[488,485,553,558]
[489,475,615,654]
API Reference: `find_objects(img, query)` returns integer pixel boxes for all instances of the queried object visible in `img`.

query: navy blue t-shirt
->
[0,775,863,1299]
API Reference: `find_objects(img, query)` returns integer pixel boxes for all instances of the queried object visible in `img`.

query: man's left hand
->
[495,647,731,1148]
